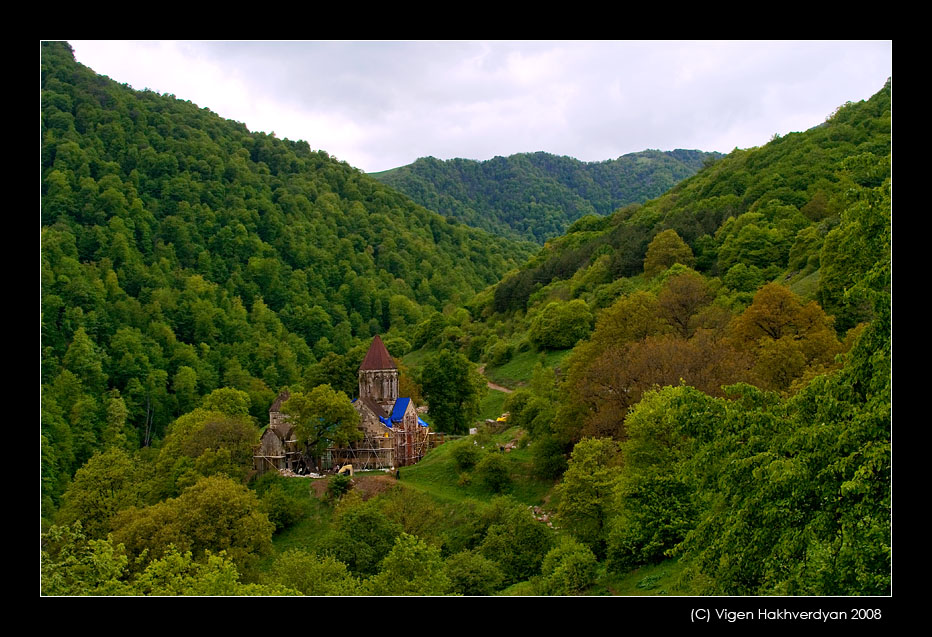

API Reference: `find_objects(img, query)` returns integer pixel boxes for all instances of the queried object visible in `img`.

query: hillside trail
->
[477,364,514,393]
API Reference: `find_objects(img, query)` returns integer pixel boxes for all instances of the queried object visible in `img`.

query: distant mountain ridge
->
[371,149,721,243]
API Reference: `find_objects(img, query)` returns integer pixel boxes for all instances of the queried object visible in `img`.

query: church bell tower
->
[358,335,399,412]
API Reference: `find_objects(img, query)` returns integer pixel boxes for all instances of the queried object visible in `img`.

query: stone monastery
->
[255,336,432,474]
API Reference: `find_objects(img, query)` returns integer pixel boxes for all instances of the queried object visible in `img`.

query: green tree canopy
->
[282,384,362,461]
[417,350,486,434]
[643,229,695,278]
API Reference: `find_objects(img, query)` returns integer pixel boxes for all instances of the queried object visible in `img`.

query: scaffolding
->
[325,422,434,471]
[327,431,395,471]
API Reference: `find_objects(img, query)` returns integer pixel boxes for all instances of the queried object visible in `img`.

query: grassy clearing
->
[484,348,573,388]
[593,557,691,596]
[478,389,507,421]
[399,426,553,507]
[787,267,821,301]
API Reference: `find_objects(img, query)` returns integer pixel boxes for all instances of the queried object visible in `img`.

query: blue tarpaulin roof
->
[391,398,411,423]
[354,395,429,429]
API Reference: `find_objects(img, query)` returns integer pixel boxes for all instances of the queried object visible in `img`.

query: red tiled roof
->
[359,335,396,371]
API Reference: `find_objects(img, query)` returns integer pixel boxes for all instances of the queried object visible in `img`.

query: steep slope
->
[40,41,536,503]
[487,80,891,332]
[371,150,719,243]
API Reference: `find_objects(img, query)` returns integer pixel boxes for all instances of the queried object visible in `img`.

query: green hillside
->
[40,39,890,598]
[40,41,535,507]
[372,149,718,243]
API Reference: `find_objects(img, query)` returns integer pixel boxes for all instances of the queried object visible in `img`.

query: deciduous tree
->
[282,385,362,466]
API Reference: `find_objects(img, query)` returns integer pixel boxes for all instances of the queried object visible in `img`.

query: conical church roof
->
[359,335,396,371]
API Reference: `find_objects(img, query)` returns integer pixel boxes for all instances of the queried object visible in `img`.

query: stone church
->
[349,335,431,468]
[256,335,431,474]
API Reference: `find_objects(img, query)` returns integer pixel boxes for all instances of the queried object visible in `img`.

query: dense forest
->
[40,41,890,598]
[40,40,535,506]
[372,150,718,243]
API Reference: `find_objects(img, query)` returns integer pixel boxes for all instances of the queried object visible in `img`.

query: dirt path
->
[477,364,514,393]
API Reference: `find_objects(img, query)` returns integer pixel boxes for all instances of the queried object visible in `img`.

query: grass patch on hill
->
[478,389,508,422]
[485,348,573,388]
[398,426,552,507]
[594,557,692,596]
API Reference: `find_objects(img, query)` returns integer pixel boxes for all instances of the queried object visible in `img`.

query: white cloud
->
[64,40,892,173]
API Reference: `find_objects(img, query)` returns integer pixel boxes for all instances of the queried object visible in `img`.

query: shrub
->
[451,440,482,472]
[475,453,511,493]
[444,549,505,596]
[327,473,353,501]
[539,536,598,595]
[259,483,307,532]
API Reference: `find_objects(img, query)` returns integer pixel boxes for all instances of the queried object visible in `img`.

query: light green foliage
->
[366,533,451,596]
[554,438,621,557]
[102,390,135,451]
[132,547,252,596]
[200,387,252,416]
[539,536,598,595]
[110,475,274,578]
[528,299,593,350]
[41,523,131,596]
[818,153,890,332]
[41,40,533,508]
[56,447,144,539]
[607,387,710,571]
[267,549,359,596]
[282,385,362,461]
[723,263,764,293]
[154,406,259,498]
[444,549,505,596]
[643,229,695,278]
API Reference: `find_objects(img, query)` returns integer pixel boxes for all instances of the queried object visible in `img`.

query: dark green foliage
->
[450,439,482,471]
[373,150,718,244]
[475,452,511,493]
[417,350,486,434]
[479,497,555,585]
[326,473,353,501]
[317,499,403,576]
[258,483,308,533]
[531,434,569,480]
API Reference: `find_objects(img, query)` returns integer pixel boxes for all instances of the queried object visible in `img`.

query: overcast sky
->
[67,40,892,174]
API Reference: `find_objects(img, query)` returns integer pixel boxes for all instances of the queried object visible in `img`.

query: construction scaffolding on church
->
[255,335,434,475]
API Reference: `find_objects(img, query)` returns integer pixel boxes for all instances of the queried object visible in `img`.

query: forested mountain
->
[40,41,536,508]
[447,80,889,595]
[487,82,891,334]
[371,150,718,243]
[40,38,890,598]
